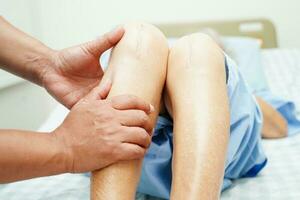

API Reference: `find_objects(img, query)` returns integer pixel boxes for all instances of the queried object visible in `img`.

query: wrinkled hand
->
[42,27,124,108]
[53,84,154,173]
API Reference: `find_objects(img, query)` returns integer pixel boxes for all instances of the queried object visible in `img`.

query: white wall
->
[1,0,299,49]
[0,82,57,130]
[0,0,42,39]
[0,1,57,130]
[0,0,300,129]
[0,1,42,89]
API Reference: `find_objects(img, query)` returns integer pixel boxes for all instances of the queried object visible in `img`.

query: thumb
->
[81,79,112,102]
[84,26,125,58]
[98,79,112,99]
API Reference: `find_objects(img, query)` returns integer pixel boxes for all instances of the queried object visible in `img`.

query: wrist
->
[37,47,56,87]
[50,128,74,174]
[25,43,56,86]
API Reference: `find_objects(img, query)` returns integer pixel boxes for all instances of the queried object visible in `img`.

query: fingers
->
[105,26,125,46]
[78,87,99,103]
[111,95,154,114]
[98,79,112,99]
[84,26,125,57]
[118,110,152,133]
[117,143,147,161]
[79,79,112,102]
[80,87,103,102]
[121,127,151,148]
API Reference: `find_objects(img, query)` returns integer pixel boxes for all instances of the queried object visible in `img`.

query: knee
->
[171,33,222,54]
[119,22,169,59]
[168,33,224,70]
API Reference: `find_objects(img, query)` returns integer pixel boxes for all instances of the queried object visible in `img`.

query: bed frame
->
[157,18,277,49]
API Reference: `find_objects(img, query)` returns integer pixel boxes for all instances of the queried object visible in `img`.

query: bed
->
[1,19,300,200]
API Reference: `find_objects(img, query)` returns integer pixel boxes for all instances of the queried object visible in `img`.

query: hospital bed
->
[1,19,300,200]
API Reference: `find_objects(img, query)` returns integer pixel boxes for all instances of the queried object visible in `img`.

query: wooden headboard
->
[157,18,277,49]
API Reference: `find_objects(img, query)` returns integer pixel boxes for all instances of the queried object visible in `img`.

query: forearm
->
[0,130,68,183]
[0,16,54,85]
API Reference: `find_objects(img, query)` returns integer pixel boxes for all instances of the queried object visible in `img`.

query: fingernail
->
[99,79,110,89]
[94,26,123,40]
[150,104,155,113]
[98,78,112,99]
[110,25,123,34]
[148,128,154,137]
[102,78,111,88]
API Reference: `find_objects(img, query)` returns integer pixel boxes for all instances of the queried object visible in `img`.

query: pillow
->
[222,36,269,92]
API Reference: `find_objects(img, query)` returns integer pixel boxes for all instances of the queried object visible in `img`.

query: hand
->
[42,27,125,108]
[52,84,154,173]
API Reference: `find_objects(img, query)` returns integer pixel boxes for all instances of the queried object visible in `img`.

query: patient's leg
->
[165,33,230,199]
[91,23,168,200]
[255,96,288,138]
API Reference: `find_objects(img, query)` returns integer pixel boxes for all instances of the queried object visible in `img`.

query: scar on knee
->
[135,24,145,59]
[179,35,224,71]
[184,38,196,70]
[124,22,168,63]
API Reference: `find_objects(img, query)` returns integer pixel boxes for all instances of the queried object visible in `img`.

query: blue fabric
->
[255,90,300,136]
[137,55,267,199]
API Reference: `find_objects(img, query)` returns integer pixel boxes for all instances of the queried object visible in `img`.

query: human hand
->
[42,27,124,108]
[52,83,154,173]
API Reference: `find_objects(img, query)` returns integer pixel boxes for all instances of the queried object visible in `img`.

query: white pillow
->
[222,36,269,92]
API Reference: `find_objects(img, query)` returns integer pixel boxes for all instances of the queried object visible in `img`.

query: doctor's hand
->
[52,84,154,173]
[42,27,124,109]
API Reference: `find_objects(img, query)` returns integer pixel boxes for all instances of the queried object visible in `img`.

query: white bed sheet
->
[1,49,300,200]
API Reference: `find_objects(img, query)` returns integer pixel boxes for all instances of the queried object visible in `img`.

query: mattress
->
[1,49,300,200]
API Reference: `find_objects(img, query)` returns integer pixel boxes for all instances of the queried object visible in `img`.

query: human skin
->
[91,25,230,199]
[0,16,123,109]
[0,84,155,183]
[166,33,230,199]
[256,96,288,138]
[0,17,154,183]
[90,22,168,200]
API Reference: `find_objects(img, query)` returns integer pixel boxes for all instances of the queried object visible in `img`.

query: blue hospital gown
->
[255,90,300,136]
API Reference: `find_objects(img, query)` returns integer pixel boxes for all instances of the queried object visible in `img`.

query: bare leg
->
[91,23,168,200]
[255,96,288,138]
[164,33,230,199]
